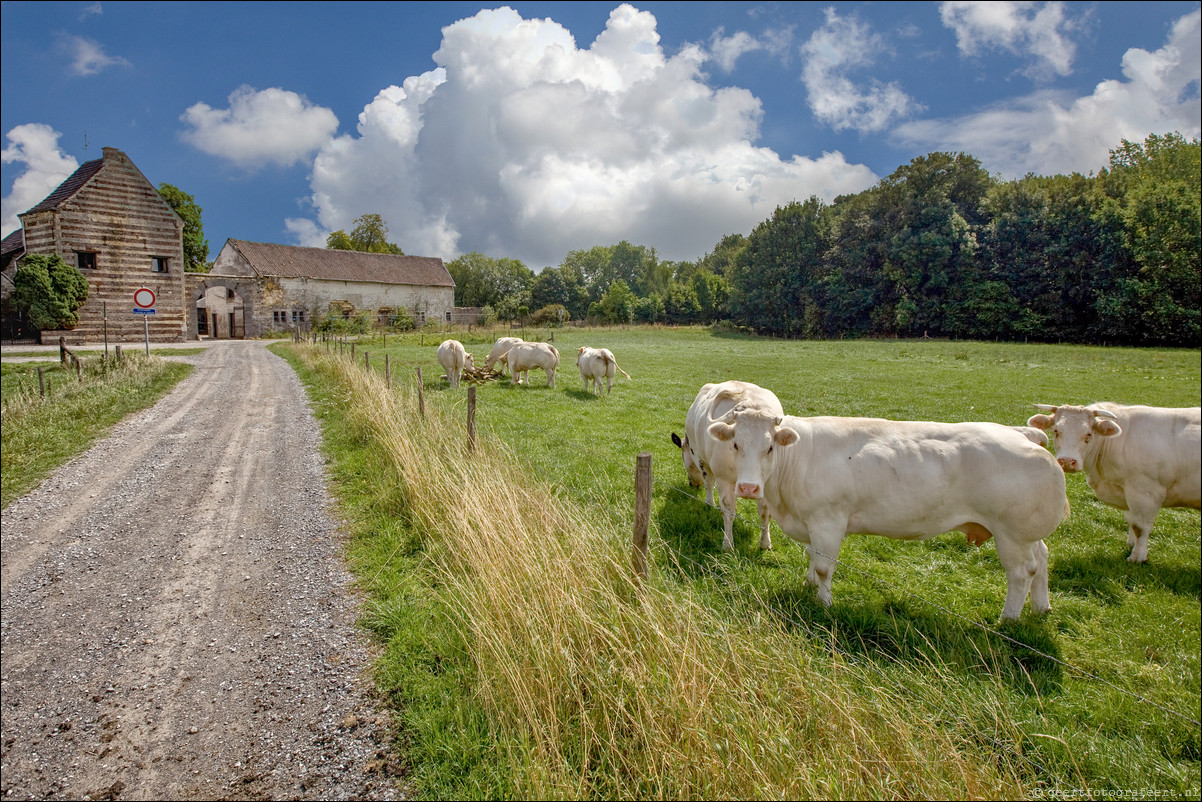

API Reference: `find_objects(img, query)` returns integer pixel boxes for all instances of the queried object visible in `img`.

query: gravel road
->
[1,341,407,800]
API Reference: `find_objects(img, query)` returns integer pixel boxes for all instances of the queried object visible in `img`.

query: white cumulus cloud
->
[940,1,1078,79]
[801,8,922,133]
[58,34,130,77]
[180,85,340,170]
[292,4,877,267]
[896,8,1202,178]
[1,124,80,237]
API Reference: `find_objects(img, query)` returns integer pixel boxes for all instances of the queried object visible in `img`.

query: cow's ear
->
[775,428,799,447]
[708,421,735,441]
[671,432,683,449]
[1027,414,1054,431]
[1092,419,1122,437]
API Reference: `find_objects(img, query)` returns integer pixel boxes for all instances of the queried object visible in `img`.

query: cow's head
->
[1028,404,1121,472]
[671,432,705,487]
[464,352,475,371]
[707,409,798,499]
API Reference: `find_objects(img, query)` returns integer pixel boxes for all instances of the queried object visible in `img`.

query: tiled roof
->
[227,239,455,287]
[1,228,24,259]
[23,158,105,214]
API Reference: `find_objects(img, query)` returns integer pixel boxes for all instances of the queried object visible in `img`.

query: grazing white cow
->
[508,342,560,388]
[485,337,523,376]
[576,347,632,396]
[709,410,1069,620]
[436,339,474,389]
[1027,403,1201,563]
[670,381,783,551]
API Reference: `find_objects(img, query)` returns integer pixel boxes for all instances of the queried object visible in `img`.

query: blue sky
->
[2,1,1199,269]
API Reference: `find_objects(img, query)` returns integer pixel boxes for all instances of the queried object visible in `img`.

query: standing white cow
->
[485,337,523,376]
[508,342,560,388]
[436,339,474,389]
[708,410,1069,620]
[670,381,782,551]
[1027,403,1201,562]
[576,347,632,396]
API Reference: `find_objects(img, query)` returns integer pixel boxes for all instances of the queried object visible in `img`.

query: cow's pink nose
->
[736,482,762,498]
[1057,457,1079,472]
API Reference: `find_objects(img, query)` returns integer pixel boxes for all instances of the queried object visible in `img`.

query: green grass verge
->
[1,355,194,507]
[279,329,1200,800]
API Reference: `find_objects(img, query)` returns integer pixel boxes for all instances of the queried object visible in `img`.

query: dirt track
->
[1,341,406,800]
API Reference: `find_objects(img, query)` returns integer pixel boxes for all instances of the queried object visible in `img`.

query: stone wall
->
[22,148,186,344]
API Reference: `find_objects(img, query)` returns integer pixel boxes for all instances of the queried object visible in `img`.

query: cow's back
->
[1090,404,1202,508]
[767,417,1067,541]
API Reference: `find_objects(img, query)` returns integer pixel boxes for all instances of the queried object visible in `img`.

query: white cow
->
[436,339,474,389]
[508,342,560,388]
[576,347,632,396]
[1027,403,1201,563]
[485,337,523,376]
[708,410,1069,620]
[670,381,782,551]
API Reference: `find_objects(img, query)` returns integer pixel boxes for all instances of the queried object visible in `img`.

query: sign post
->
[133,287,156,355]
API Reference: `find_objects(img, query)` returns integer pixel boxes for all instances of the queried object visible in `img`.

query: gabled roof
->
[1,228,25,260]
[226,239,455,288]
[23,158,105,215]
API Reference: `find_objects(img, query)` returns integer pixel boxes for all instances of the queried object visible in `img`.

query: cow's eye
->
[767,445,774,454]
[1084,433,1092,443]
[733,443,739,451]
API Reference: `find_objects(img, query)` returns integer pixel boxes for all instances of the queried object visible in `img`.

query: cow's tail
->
[617,366,632,380]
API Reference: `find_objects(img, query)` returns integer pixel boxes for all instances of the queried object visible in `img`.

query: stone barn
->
[194,240,456,339]
[0,147,187,343]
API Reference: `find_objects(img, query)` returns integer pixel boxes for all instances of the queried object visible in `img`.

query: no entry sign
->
[133,287,156,309]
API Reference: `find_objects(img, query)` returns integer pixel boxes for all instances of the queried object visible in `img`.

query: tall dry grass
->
[305,345,1034,800]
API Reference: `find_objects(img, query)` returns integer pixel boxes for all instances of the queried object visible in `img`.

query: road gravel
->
[1,341,407,800]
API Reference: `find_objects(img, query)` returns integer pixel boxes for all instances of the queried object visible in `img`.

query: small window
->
[152,257,169,273]
[292,310,305,323]
[227,288,235,299]
[77,252,97,270]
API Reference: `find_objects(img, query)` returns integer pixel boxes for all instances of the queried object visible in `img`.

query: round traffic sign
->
[133,287,156,309]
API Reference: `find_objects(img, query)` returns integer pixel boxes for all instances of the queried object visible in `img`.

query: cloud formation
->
[897,8,1202,178]
[180,85,339,170]
[284,4,876,267]
[940,1,1077,79]
[800,8,922,133]
[58,34,130,77]
[1,124,79,237]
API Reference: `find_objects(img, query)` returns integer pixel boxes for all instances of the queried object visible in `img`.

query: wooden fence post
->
[75,356,83,382]
[38,367,45,398]
[365,351,370,371]
[385,354,391,388]
[467,386,477,452]
[416,367,425,417]
[115,345,123,364]
[633,452,652,580]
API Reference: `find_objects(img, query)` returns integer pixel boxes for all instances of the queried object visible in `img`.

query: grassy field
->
[279,327,1200,800]
[0,354,193,507]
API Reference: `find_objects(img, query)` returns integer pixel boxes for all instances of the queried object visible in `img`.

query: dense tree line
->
[446,132,1202,347]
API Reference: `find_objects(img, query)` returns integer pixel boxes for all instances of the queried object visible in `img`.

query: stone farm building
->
[1,146,462,343]
[1,147,187,343]
[201,239,457,339]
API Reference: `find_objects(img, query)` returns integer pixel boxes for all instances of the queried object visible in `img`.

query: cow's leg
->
[1123,488,1164,563]
[756,499,772,549]
[993,535,1041,620]
[717,480,737,551]
[1028,539,1050,613]
[804,528,844,607]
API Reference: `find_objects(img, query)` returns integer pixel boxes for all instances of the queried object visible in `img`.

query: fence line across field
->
[323,339,1201,730]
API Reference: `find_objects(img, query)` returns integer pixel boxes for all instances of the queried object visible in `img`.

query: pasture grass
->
[282,328,1200,800]
[0,354,193,508]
